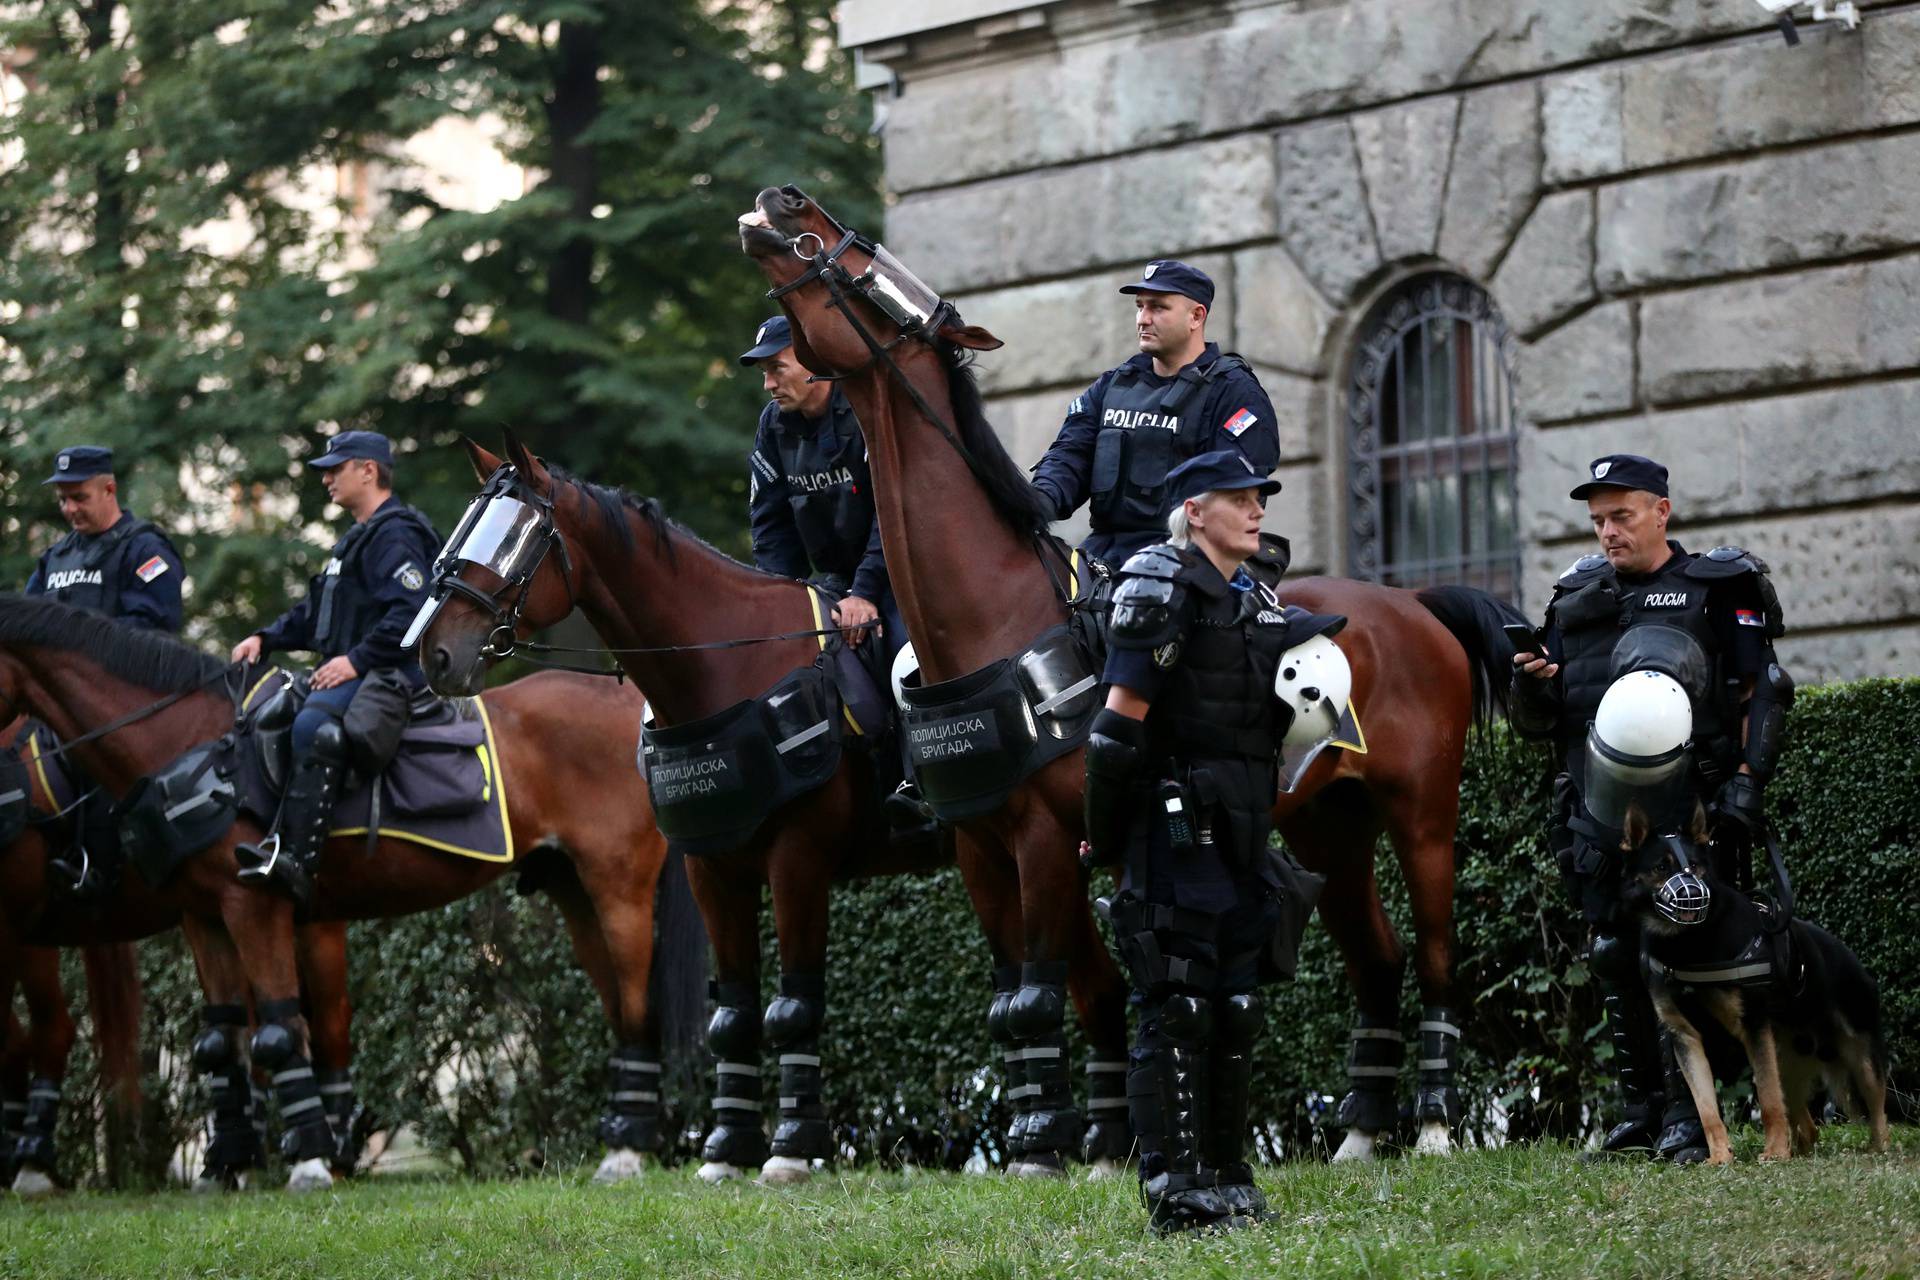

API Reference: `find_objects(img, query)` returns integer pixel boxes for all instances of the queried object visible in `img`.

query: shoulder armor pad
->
[1118,543,1186,583]
[1556,553,1611,588]
[1203,352,1249,381]
[1110,571,1190,651]
[1685,546,1769,579]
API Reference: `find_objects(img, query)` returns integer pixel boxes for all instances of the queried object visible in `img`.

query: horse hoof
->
[1084,1158,1127,1182]
[286,1158,334,1193]
[1008,1159,1068,1180]
[1331,1131,1377,1164]
[1414,1122,1452,1156]
[758,1156,812,1186]
[11,1168,57,1199]
[592,1148,652,1185]
[696,1161,747,1185]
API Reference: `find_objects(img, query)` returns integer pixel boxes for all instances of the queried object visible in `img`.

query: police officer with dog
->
[1081,450,1343,1234]
[1509,454,1791,1164]
[23,444,186,899]
[1030,260,1281,567]
[229,431,439,906]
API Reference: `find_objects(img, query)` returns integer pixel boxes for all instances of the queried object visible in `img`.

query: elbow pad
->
[1741,662,1794,781]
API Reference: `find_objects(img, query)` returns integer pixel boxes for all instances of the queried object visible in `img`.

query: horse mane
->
[934,342,1055,539]
[0,595,227,693]
[548,467,783,582]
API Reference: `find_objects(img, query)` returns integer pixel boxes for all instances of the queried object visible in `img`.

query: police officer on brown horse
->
[1510,454,1791,1163]
[1082,451,1343,1234]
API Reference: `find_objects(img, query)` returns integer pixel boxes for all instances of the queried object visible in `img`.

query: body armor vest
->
[773,412,875,585]
[1550,550,1738,788]
[1088,354,1244,535]
[311,504,437,659]
[1144,554,1290,767]
[37,517,167,622]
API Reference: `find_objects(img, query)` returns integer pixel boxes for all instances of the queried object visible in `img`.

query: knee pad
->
[1156,993,1211,1044]
[1588,930,1640,986]
[1214,992,1263,1052]
[764,974,825,1049]
[1005,961,1068,1040]
[191,1025,238,1074]
[295,714,350,763]
[706,1003,759,1062]
[249,1021,297,1072]
[985,965,1019,1045]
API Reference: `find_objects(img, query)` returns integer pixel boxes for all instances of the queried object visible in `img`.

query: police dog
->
[1621,801,1890,1164]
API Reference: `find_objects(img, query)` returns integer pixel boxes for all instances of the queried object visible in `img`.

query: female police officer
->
[1080,450,1343,1235]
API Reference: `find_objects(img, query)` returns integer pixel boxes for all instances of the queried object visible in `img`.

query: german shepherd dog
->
[1621,801,1890,1164]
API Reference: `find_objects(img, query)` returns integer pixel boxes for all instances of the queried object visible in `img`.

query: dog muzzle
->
[1654,870,1711,926]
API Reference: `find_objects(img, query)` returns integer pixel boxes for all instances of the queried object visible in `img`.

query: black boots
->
[237,720,348,907]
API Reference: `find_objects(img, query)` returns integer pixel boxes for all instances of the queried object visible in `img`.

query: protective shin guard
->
[317,1068,367,1173]
[251,1001,333,1165]
[1207,993,1266,1220]
[13,1077,59,1173]
[986,966,1026,1160]
[1333,1013,1402,1135]
[1594,964,1666,1155]
[1136,993,1232,1235]
[595,1046,662,1154]
[701,981,769,1169]
[1081,1057,1132,1165]
[1415,1006,1463,1129]
[1004,961,1082,1169]
[1654,1032,1707,1164]
[765,974,830,1162]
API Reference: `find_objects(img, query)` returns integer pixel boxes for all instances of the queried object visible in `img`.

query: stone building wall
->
[839,0,1920,680]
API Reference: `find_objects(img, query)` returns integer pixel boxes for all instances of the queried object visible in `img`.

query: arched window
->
[1346,275,1521,597]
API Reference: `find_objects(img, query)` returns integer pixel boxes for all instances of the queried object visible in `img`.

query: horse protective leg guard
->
[250,999,335,1168]
[985,965,1027,1162]
[700,980,770,1171]
[2,1085,25,1184]
[1333,1011,1402,1137]
[1004,960,1082,1172]
[1207,991,1270,1221]
[597,1046,663,1155]
[764,973,831,1164]
[1081,1055,1132,1166]
[1414,1006,1463,1132]
[13,1077,59,1175]
[317,1068,367,1174]
[193,1005,264,1183]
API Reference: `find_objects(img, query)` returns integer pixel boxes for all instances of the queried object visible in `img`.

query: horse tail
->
[81,942,143,1118]
[1415,585,1529,727]
[647,842,708,1093]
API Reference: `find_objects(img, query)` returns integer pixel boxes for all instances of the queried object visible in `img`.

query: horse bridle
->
[426,466,579,661]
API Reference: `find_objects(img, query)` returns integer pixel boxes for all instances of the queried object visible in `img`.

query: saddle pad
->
[326,699,512,864]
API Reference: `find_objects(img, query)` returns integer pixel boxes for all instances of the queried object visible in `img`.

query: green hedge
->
[38,679,1919,1185]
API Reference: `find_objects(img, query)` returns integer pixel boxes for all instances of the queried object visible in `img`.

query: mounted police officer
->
[1081,451,1343,1234]
[229,431,439,906]
[1030,261,1280,567]
[26,446,183,633]
[1509,454,1790,1164]
[24,445,186,898]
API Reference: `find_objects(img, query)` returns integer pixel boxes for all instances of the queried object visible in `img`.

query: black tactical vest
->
[1549,548,1738,787]
[37,517,167,623]
[1146,555,1291,767]
[773,408,875,587]
[1088,354,1246,534]
[310,504,438,659]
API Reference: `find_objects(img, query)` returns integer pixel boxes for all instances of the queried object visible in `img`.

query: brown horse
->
[0,596,703,1191]
[742,186,1525,1161]
[418,437,954,1185]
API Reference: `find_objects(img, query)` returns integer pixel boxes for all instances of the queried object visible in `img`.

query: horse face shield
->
[402,487,547,651]
[860,245,944,333]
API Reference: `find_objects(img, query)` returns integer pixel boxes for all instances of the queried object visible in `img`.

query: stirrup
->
[235,834,312,906]
[48,847,105,901]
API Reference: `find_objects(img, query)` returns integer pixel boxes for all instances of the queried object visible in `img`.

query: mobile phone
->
[1503,623,1549,656]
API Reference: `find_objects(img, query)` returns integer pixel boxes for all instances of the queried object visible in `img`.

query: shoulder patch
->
[1152,640,1181,669]
[394,561,426,592]
[134,555,170,583]
[1222,406,1259,437]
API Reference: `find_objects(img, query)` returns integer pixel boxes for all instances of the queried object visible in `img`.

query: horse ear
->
[502,430,551,489]
[937,321,1004,352]
[464,437,504,482]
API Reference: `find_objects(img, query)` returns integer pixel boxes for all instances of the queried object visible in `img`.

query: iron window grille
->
[1346,275,1521,598]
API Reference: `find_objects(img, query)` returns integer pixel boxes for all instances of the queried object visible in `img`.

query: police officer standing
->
[26,446,184,633]
[1030,261,1281,566]
[1509,454,1791,1163]
[229,431,439,905]
[1081,451,1343,1234]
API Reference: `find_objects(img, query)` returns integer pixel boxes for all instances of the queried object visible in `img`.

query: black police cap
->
[42,445,115,485]
[1569,454,1668,500]
[1117,259,1215,309]
[1168,449,1281,505]
[309,430,394,469]
[738,315,793,365]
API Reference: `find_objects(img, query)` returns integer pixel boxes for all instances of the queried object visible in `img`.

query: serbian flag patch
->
[1223,407,1259,437]
[1734,608,1764,628]
[134,555,170,583]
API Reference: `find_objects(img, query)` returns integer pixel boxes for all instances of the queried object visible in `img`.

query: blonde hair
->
[1166,499,1194,548]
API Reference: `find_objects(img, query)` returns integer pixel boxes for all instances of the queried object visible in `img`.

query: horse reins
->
[0,664,237,768]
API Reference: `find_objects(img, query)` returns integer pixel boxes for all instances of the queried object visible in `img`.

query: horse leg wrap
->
[701,980,769,1168]
[318,1068,368,1173]
[3,1087,26,1181]
[597,1046,663,1154]
[765,973,830,1161]
[1081,1057,1132,1164]
[1333,1012,1402,1134]
[986,965,1026,1160]
[251,999,333,1165]
[193,1004,264,1177]
[1004,961,1081,1167]
[13,1077,59,1172]
[1414,1006,1463,1129]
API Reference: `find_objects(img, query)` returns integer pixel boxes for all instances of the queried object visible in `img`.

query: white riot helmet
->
[1273,633,1351,752]
[891,641,920,714]
[1583,670,1694,832]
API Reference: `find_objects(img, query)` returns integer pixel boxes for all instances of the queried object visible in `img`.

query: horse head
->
[738,184,1002,381]
[411,433,583,697]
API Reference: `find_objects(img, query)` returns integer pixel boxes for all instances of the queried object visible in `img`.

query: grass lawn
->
[3,1126,1916,1279]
